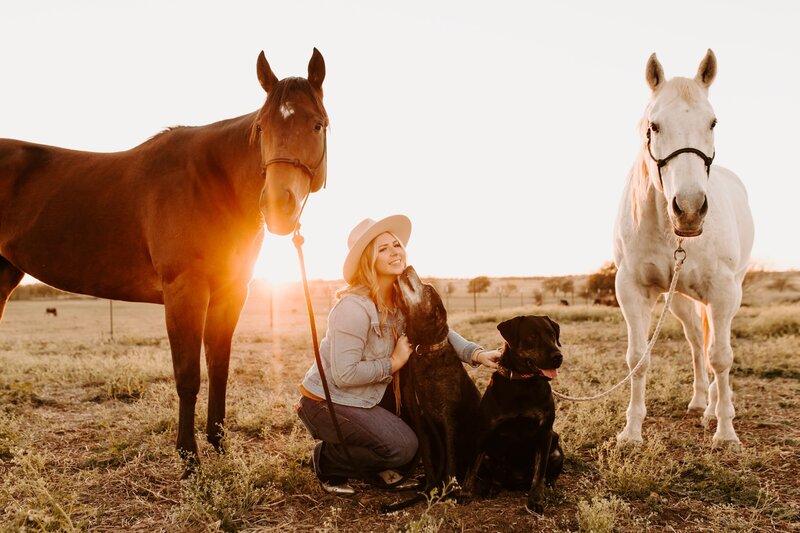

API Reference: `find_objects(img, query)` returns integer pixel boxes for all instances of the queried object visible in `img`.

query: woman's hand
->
[472,349,501,369]
[390,334,413,372]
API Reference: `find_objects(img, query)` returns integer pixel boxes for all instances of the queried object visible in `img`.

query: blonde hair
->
[337,232,405,323]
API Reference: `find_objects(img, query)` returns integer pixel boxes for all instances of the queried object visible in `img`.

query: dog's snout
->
[552,353,563,367]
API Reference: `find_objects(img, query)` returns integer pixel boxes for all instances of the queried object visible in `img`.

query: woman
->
[296,215,500,494]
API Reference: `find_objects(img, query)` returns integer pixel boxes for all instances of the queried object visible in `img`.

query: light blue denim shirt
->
[301,293,482,408]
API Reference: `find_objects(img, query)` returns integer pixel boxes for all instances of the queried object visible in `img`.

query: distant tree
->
[496,283,516,308]
[586,262,617,297]
[468,276,491,313]
[9,283,79,301]
[559,278,575,304]
[542,277,561,301]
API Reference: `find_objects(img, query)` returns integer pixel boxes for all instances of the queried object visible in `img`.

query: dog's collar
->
[415,337,449,355]
[495,365,548,381]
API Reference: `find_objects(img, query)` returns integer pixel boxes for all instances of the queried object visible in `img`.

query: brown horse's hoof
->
[207,435,225,454]
[180,463,197,480]
[179,450,200,479]
[525,500,544,514]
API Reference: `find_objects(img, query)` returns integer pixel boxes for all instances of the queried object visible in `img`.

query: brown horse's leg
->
[163,277,210,477]
[0,256,25,320]
[203,285,248,452]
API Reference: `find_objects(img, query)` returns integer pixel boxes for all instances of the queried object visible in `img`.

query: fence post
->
[269,285,274,330]
[109,300,114,340]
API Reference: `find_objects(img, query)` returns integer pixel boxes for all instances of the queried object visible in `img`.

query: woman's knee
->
[386,428,418,466]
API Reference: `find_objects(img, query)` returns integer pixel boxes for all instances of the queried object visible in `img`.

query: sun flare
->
[252,234,309,285]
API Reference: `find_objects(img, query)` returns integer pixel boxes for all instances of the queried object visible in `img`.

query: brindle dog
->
[467,315,564,514]
[394,266,482,497]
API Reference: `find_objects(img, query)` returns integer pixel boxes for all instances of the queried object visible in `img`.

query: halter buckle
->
[674,243,687,263]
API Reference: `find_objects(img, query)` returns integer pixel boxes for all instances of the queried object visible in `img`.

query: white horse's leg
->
[706,287,742,447]
[702,304,718,427]
[616,273,656,444]
[669,294,708,415]
[704,373,719,427]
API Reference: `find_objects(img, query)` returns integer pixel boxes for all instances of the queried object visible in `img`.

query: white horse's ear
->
[256,51,279,94]
[646,53,665,92]
[695,49,717,89]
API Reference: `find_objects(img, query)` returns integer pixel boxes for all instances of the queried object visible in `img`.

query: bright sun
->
[252,234,308,284]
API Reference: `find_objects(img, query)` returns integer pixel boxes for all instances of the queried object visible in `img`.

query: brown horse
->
[0,49,328,474]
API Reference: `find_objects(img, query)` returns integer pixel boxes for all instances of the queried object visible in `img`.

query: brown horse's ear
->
[497,316,524,345]
[646,53,664,92]
[256,51,279,94]
[695,49,717,89]
[308,48,325,94]
[544,316,561,347]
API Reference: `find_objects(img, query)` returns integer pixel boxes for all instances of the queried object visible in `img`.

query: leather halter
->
[260,127,328,190]
[646,127,714,189]
[256,123,327,232]
[415,337,450,355]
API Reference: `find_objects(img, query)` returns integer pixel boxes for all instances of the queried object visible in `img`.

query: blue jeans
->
[296,395,418,481]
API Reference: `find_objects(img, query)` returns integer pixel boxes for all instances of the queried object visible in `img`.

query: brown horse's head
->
[253,49,328,235]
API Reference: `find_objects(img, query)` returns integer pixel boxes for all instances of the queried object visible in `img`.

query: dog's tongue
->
[540,368,558,380]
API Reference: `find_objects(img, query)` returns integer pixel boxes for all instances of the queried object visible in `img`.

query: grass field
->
[1,273,799,532]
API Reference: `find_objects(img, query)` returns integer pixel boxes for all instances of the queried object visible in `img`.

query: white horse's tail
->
[701,304,711,372]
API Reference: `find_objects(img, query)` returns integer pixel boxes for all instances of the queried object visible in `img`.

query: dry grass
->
[1,276,799,532]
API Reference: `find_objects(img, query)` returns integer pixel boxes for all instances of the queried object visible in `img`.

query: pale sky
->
[2,1,798,283]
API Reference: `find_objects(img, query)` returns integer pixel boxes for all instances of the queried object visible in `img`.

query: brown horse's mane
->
[136,78,326,150]
[146,126,187,143]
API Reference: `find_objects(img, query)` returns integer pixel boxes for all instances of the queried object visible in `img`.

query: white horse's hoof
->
[701,415,716,429]
[616,430,643,446]
[687,407,705,417]
[712,438,741,452]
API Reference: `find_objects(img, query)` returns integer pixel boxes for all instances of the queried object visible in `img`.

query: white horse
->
[613,50,754,447]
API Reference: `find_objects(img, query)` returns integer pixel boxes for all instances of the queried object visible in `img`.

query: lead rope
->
[551,240,686,402]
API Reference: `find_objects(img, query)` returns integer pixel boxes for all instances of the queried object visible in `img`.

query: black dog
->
[467,315,564,514]
[394,266,482,498]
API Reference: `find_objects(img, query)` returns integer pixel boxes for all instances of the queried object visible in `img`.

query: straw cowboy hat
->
[342,215,411,282]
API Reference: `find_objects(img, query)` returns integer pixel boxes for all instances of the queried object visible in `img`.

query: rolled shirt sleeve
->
[447,328,483,365]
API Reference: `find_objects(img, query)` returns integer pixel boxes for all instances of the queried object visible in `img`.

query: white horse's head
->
[643,50,717,237]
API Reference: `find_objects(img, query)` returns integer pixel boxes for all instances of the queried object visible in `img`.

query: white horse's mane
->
[628,115,653,226]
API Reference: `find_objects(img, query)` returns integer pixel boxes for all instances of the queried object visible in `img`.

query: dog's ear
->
[497,316,524,345]
[544,316,561,347]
